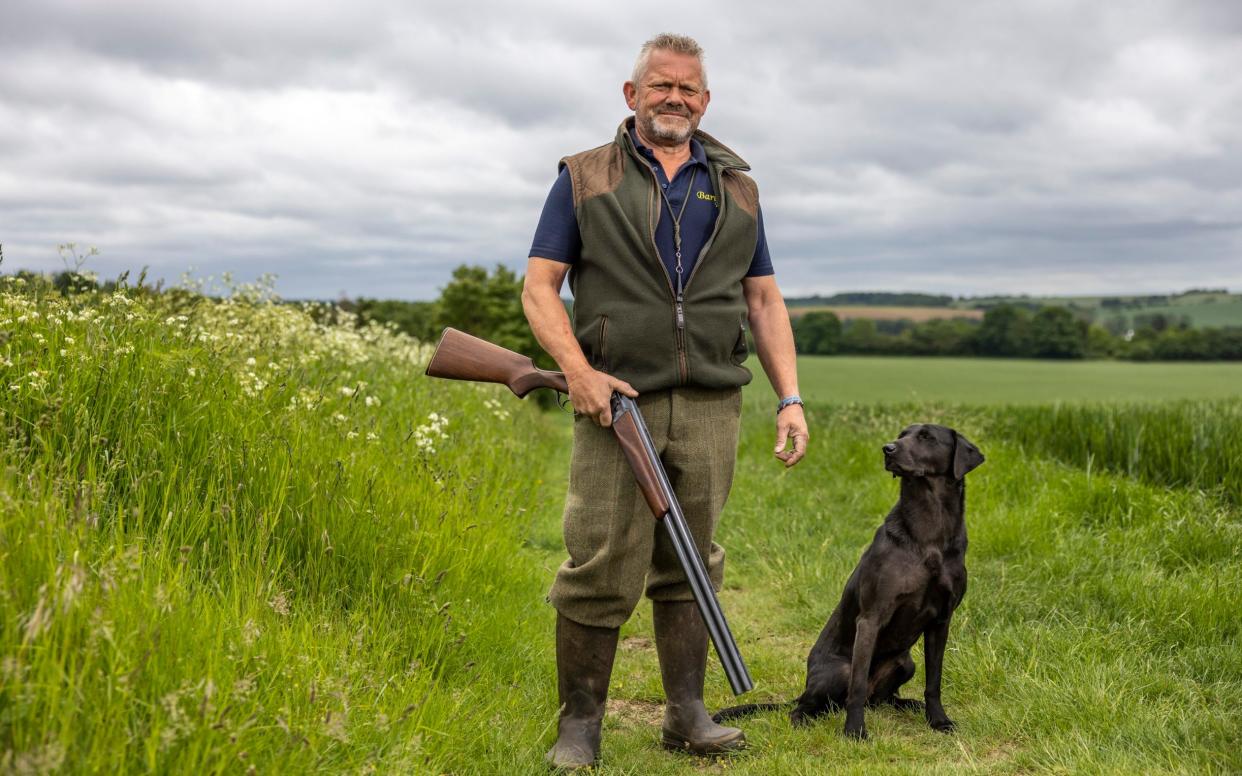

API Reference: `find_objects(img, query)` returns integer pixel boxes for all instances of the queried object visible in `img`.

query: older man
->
[522,33,807,769]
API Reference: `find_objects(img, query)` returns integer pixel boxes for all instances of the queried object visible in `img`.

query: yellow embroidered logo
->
[696,191,718,203]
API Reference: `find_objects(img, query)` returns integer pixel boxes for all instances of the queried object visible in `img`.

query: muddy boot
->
[654,600,747,755]
[545,613,620,771]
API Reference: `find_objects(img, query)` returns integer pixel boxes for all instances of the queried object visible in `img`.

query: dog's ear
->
[952,431,985,480]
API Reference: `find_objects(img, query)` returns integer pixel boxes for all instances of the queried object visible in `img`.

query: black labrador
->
[716,423,984,739]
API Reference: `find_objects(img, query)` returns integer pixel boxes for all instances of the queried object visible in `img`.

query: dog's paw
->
[885,697,924,713]
[929,717,957,734]
[842,724,868,740]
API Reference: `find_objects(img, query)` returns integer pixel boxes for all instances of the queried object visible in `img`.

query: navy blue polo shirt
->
[529,129,773,286]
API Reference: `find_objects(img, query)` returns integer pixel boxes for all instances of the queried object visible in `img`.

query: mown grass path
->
[505,365,1242,775]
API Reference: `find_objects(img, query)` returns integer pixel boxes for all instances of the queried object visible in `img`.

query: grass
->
[0,277,562,773]
[3,277,1240,773]
[780,355,1242,405]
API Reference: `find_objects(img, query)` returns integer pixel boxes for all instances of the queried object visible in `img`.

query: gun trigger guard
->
[556,391,575,415]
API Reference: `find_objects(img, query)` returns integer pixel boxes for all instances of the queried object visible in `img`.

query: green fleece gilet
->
[559,118,760,394]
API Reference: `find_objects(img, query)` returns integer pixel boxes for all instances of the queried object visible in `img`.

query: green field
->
[756,355,1242,405]
[3,279,1240,773]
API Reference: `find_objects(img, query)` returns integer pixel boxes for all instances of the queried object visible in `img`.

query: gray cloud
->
[0,0,1239,299]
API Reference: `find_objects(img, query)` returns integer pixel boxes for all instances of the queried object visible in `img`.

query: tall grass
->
[0,275,561,773]
[982,400,1242,505]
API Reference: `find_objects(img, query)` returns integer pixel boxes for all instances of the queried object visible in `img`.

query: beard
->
[641,108,695,144]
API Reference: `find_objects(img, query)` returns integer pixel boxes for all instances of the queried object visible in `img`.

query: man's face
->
[624,50,710,147]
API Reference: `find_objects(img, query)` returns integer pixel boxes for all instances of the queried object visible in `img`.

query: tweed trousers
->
[549,386,743,629]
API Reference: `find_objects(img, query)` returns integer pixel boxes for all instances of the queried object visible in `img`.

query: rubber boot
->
[545,613,620,770]
[653,600,747,755]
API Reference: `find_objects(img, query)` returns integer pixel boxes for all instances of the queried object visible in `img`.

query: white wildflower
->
[340,386,356,397]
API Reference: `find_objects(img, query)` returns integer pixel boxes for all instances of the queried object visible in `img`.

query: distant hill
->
[785,290,1242,329]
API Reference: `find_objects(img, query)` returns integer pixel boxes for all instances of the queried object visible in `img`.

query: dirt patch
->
[606,698,663,727]
[620,635,654,652]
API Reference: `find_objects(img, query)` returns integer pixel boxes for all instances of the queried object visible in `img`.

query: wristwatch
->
[777,395,804,414]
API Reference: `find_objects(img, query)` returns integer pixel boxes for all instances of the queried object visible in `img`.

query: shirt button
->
[662,183,668,189]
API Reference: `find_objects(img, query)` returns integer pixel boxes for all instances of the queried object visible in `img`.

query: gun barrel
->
[611,393,754,696]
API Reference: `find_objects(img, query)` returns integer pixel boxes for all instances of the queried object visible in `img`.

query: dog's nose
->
[883,443,897,455]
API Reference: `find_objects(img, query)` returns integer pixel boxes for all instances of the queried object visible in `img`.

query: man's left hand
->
[774,404,808,468]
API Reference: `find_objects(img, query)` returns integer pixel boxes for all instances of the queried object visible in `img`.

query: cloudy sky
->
[1,0,1239,300]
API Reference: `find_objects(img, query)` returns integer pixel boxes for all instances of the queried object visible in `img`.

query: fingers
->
[614,379,639,398]
[567,368,616,427]
[774,409,809,468]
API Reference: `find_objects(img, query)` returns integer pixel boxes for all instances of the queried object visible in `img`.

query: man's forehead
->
[640,50,705,84]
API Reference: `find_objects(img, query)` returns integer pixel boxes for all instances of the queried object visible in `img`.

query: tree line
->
[11,264,1239,362]
[792,305,1242,360]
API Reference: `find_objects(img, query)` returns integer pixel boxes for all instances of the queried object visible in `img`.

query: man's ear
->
[952,431,985,480]
[623,81,638,110]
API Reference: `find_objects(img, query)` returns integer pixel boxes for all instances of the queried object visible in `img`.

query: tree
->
[436,264,546,363]
[974,304,1032,356]
[841,318,883,354]
[792,311,842,355]
[1028,306,1087,359]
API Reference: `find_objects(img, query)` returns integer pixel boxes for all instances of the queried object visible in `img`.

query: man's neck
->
[634,123,693,179]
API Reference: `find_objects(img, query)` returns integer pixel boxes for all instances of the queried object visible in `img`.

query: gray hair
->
[631,33,708,89]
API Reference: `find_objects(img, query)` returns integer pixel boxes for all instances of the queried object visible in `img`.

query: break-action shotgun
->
[424,327,753,696]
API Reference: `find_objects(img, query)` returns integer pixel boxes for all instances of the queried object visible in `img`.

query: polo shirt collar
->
[629,124,709,169]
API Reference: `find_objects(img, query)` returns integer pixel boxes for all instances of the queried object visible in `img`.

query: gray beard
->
[643,112,693,144]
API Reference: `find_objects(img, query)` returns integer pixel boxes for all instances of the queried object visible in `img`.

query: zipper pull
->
[676,295,685,329]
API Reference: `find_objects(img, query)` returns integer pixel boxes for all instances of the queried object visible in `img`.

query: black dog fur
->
[714,424,984,740]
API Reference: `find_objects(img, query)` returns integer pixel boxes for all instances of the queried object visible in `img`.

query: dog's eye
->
[918,431,931,440]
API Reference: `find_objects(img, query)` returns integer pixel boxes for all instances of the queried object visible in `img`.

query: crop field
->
[2,279,1240,773]
[788,305,984,323]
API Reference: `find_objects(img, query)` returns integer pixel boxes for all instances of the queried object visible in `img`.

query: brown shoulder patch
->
[721,170,759,217]
[560,144,625,208]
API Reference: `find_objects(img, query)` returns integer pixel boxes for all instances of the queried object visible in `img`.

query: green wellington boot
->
[654,600,747,755]
[545,613,620,770]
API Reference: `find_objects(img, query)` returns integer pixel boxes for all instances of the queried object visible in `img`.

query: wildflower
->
[268,591,291,617]
[187,367,197,377]
[333,413,348,424]
[241,619,261,646]
[365,395,380,407]
[245,357,257,366]
[340,386,356,397]
[64,336,75,344]
[346,431,359,440]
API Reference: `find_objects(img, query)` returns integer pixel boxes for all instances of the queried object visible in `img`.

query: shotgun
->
[424,327,754,696]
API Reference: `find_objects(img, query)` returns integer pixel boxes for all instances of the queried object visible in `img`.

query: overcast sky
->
[1,0,1239,300]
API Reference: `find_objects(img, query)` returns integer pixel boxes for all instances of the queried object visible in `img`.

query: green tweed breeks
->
[549,387,743,628]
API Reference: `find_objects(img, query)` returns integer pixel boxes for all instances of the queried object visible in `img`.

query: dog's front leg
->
[923,618,956,733]
[843,617,879,739]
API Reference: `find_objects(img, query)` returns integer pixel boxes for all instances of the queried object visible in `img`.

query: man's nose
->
[883,443,897,455]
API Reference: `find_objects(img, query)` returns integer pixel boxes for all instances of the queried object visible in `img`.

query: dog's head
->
[883,424,984,480]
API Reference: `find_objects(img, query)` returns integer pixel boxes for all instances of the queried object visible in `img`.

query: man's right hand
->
[566,367,638,427]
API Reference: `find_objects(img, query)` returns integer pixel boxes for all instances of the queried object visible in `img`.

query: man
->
[522,33,807,769]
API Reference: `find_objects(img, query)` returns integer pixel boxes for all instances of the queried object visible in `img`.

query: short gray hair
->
[631,33,708,89]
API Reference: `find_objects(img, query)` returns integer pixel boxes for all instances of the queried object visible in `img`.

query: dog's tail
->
[711,701,792,723]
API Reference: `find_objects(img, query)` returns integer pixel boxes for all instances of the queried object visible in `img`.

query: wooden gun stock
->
[425,328,569,398]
